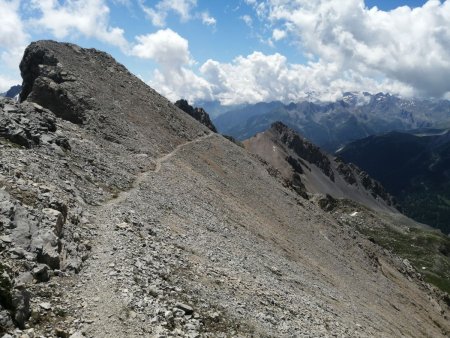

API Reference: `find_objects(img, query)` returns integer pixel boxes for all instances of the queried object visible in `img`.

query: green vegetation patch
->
[358,225,450,294]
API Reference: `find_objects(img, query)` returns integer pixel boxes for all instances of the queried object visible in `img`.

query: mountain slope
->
[213,92,450,151]
[244,122,450,295]
[243,122,396,213]
[337,129,450,234]
[0,41,448,337]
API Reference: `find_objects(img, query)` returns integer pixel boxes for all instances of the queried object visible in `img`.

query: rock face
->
[0,40,449,337]
[244,122,396,211]
[175,99,217,132]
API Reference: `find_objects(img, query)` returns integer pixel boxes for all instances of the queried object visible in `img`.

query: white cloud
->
[141,0,197,27]
[149,67,212,102]
[129,26,413,105]
[272,28,286,41]
[201,12,216,26]
[131,28,190,67]
[131,29,212,102]
[0,0,28,49]
[261,0,450,98]
[0,0,28,70]
[199,52,412,105]
[0,74,20,93]
[29,0,128,51]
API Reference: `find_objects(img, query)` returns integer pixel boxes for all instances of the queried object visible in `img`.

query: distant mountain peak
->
[1,85,22,99]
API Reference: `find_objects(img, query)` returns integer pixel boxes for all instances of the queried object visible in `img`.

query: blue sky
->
[1,1,450,104]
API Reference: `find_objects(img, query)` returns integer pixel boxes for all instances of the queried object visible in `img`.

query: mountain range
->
[0,41,449,337]
[211,92,450,152]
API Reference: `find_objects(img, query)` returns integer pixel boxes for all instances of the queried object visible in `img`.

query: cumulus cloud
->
[141,0,197,27]
[147,0,450,104]
[0,0,28,49]
[272,28,286,41]
[199,52,411,105]
[30,0,128,51]
[131,29,190,67]
[0,0,29,70]
[131,29,212,102]
[262,0,450,98]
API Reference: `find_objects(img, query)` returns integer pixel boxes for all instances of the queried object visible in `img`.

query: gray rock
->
[0,308,14,332]
[0,236,12,244]
[11,287,31,329]
[0,264,13,310]
[38,302,51,311]
[15,272,33,286]
[8,247,26,259]
[32,264,49,282]
[42,208,64,237]
[175,303,194,315]
[32,228,60,269]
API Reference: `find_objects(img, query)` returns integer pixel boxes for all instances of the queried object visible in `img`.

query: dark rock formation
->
[19,40,208,155]
[271,122,335,180]
[0,98,68,149]
[175,99,217,132]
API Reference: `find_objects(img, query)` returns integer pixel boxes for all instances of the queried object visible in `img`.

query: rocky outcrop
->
[175,99,217,132]
[0,98,69,149]
[19,42,89,124]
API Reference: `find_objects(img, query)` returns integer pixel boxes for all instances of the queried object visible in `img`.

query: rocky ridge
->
[244,122,396,212]
[0,41,449,337]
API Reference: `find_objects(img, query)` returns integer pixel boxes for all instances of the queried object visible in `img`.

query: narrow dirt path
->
[106,133,213,206]
[74,133,213,337]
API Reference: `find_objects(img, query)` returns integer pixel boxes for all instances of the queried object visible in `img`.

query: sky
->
[1,0,450,105]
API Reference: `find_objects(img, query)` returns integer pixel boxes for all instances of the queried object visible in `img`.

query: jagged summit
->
[0,41,449,337]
